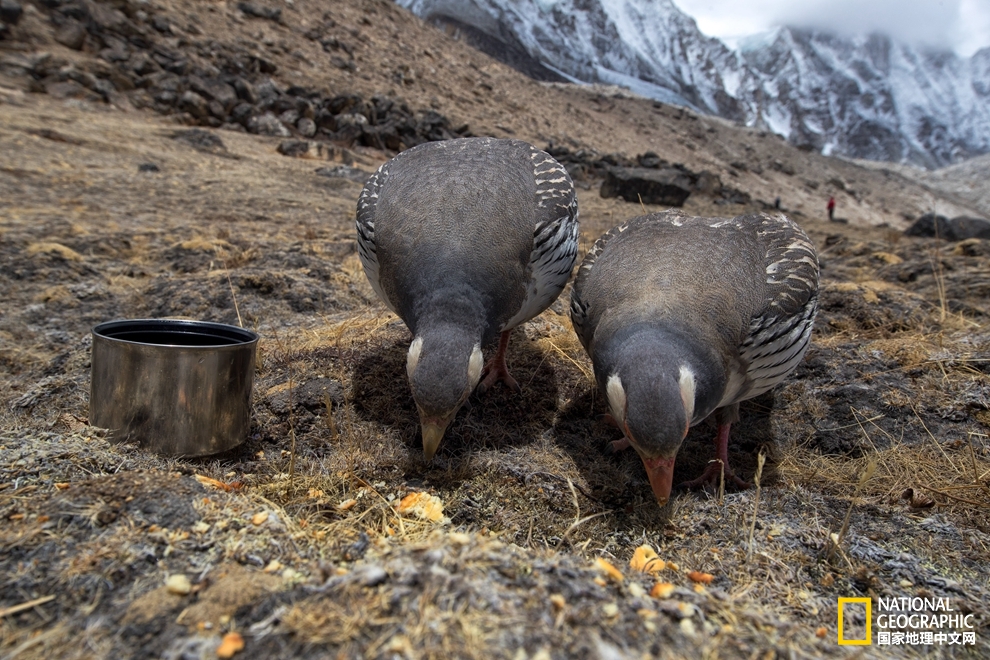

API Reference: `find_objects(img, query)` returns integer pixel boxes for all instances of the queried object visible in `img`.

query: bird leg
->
[478,330,521,393]
[598,412,629,452]
[609,435,630,453]
[678,422,751,491]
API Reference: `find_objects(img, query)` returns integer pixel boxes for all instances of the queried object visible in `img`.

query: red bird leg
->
[609,436,631,452]
[478,330,521,393]
[678,422,751,491]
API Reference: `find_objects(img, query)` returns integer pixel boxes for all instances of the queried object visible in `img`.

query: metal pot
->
[90,319,259,456]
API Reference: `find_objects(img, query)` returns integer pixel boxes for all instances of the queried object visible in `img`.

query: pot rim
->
[92,318,259,348]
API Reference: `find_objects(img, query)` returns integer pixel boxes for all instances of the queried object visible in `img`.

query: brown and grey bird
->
[356,137,579,459]
[570,210,819,505]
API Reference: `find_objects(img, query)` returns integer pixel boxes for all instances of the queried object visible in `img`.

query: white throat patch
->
[406,336,424,381]
[606,373,627,425]
[678,365,696,424]
[467,344,484,389]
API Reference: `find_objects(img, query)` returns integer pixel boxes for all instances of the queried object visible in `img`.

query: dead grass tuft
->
[25,242,83,261]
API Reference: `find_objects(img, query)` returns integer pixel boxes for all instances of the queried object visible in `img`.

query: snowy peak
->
[396,0,990,167]
[741,27,990,167]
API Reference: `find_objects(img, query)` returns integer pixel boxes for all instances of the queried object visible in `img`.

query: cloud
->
[671,0,990,56]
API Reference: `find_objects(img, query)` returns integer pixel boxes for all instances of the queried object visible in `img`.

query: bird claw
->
[478,362,521,394]
[678,460,750,493]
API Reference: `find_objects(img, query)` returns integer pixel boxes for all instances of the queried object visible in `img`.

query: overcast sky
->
[672,0,990,57]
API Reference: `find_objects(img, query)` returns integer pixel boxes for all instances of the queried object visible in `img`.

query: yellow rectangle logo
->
[838,598,872,645]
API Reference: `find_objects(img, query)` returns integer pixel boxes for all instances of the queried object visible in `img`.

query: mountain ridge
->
[397,0,990,169]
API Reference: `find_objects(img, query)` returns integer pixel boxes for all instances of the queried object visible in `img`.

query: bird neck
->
[407,322,483,419]
[409,285,492,343]
[597,323,725,423]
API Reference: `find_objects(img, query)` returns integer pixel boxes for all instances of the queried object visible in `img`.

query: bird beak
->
[419,414,454,460]
[641,454,676,506]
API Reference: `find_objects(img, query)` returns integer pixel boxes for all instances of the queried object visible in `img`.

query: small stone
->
[238,1,281,21]
[231,102,254,124]
[336,112,367,127]
[138,163,160,172]
[627,582,646,598]
[277,139,313,157]
[166,574,192,595]
[178,90,209,118]
[637,151,663,168]
[602,602,619,618]
[208,100,227,118]
[172,128,226,153]
[54,22,87,51]
[297,117,316,137]
[248,112,291,137]
[233,78,257,104]
[680,618,696,637]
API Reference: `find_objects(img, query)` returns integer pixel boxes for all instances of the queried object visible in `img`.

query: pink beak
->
[641,454,676,505]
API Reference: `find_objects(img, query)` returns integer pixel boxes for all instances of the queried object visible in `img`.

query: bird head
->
[605,364,696,506]
[406,331,484,460]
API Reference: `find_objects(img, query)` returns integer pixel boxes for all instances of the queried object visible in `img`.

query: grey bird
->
[356,137,579,459]
[570,210,819,505]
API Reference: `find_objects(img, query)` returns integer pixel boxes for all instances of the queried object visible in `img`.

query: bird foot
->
[678,460,750,492]
[478,360,521,394]
[608,436,631,453]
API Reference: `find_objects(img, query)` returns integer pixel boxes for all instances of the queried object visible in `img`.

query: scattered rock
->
[248,112,291,137]
[905,212,990,241]
[600,167,693,206]
[188,76,237,110]
[297,116,317,137]
[177,90,209,119]
[172,128,227,154]
[237,1,281,22]
[54,21,88,51]
[138,162,160,172]
[948,216,990,241]
[637,151,665,168]
[0,53,32,76]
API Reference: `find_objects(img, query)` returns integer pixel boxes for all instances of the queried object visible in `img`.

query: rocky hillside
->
[397,0,990,168]
[1,0,986,228]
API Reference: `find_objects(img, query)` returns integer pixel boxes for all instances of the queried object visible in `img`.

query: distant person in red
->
[827,196,836,221]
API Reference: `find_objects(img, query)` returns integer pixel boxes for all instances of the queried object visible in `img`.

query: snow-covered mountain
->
[395,0,990,168]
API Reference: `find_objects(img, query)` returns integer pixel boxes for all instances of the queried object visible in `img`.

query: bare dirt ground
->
[3,1,990,659]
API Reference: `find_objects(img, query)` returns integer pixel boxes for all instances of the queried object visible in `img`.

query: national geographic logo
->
[837,598,871,645]
[837,597,977,646]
